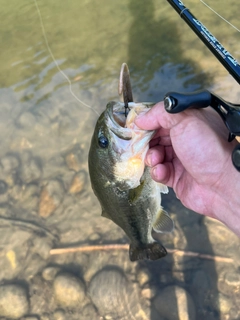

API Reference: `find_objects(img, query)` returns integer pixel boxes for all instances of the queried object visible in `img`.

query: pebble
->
[65,152,82,172]
[224,272,240,286]
[22,317,39,320]
[32,237,52,260]
[40,313,51,320]
[153,285,196,320]
[20,157,41,184]
[218,293,232,314]
[81,304,98,319]
[53,273,85,308]
[53,309,65,320]
[38,180,64,218]
[69,170,87,194]
[17,112,36,129]
[0,180,8,195]
[0,284,29,319]
[1,155,19,173]
[136,268,151,287]
[42,267,61,282]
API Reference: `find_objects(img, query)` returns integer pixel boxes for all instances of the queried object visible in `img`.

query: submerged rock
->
[53,273,85,308]
[89,266,148,319]
[38,180,64,218]
[0,284,29,319]
[69,170,87,194]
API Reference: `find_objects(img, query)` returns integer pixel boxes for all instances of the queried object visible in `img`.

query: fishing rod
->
[164,0,240,171]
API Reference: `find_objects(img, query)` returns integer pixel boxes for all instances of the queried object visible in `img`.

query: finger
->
[135,101,187,131]
[150,163,174,187]
[146,145,165,167]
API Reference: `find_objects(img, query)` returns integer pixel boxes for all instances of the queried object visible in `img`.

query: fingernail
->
[146,153,152,167]
[152,167,157,179]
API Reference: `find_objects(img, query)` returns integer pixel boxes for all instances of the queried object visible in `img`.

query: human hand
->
[135,101,240,236]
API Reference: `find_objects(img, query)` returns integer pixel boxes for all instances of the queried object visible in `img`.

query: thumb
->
[135,101,187,130]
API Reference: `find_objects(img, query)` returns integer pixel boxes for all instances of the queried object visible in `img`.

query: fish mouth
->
[106,101,153,140]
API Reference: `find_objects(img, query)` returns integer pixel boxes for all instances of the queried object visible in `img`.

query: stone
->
[1,155,19,173]
[136,268,151,287]
[218,293,232,314]
[153,285,196,320]
[89,266,146,319]
[65,152,81,172]
[20,158,41,184]
[38,180,64,218]
[42,267,61,281]
[69,170,87,194]
[17,112,36,128]
[81,304,98,319]
[53,273,85,308]
[224,272,240,286]
[53,309,65,320]
[0,284,29,319]
[0,181,8,195]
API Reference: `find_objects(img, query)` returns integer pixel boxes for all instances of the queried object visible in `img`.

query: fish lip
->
[106,101,132,140]
[106,101,155,141]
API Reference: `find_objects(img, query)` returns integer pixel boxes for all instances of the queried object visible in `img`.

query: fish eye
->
[98,135,108,148]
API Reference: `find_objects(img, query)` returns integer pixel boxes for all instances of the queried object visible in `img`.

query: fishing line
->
[200,0,240,33]
[33,0,100,116]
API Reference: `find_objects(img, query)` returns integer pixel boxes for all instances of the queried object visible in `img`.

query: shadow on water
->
[127,0,213,101]
[127,1,219,319]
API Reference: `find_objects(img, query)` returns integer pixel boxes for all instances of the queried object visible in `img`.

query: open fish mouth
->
[105,101,155,189]
[106,101,154,141]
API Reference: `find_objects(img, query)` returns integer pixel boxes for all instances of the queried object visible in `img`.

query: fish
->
[88,63,174,261]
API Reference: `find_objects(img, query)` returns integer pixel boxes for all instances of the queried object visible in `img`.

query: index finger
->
[135,101,187,130]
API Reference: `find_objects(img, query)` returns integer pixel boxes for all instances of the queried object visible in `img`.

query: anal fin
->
[153,209,174,233]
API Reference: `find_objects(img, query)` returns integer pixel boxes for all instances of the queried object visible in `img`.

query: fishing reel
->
[164,91,240,171]
[165,0,240,171]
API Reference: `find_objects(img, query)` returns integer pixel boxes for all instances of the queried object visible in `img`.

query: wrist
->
[211,161,240,237]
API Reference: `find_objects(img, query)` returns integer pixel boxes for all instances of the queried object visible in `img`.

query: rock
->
[17,112,36,129]
[68,170,87,194]
[136,268,151,287]
[1,155,19,173]
[224,272,240,286]
[0,284,29,319]
[38,180,64,218]
[53,273,85,308]
[53,309,65,320]
[218,293,232,314]
[65,152,82,172]
[153,285,196,320]
[32,237,52,260]
[89,266,147,319]
[20,155,41,184]
[0,179,8,196]
[81,304,98,319]
[40,314,51,320]
[42,267,61,282]
[22,317,39,320]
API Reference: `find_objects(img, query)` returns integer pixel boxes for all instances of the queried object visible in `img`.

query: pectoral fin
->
[153,209,174,233]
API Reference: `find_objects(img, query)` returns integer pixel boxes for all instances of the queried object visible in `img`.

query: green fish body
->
[88,101,173,261]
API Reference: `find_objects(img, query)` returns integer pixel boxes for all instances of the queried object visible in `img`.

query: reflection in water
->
[0,0,239,319]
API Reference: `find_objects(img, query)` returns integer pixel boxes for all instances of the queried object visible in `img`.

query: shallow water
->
[0,0,240,319]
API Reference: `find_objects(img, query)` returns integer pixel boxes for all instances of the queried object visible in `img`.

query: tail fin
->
[129,242,167,261]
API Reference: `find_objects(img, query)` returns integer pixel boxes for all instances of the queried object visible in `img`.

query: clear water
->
[0,0,240,319]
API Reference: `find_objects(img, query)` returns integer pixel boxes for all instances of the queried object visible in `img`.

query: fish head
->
[89,101,155,190]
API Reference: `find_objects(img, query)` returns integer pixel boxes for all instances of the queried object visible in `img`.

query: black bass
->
[88,101,174,261]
